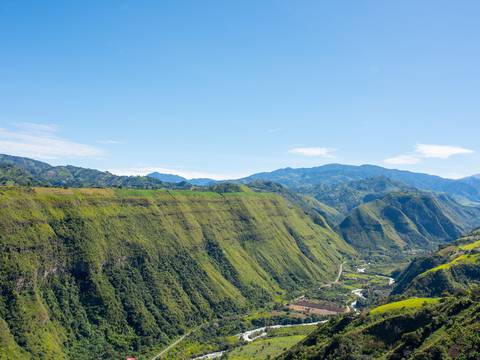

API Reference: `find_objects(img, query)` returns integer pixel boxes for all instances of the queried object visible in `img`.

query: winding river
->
[350,275,395,312]
[192,270,396,359]
[191,321,327,359]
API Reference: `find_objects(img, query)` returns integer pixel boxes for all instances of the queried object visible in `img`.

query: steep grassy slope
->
[279,294,480,360]
[338,192,480,257]
[0,187,353,359]
[393,229,480,297]
[245,181,343,227]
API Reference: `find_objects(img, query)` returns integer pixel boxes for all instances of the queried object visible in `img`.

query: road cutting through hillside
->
[325,261,345,286]
[334,261,345,284]
[150,325,201,360]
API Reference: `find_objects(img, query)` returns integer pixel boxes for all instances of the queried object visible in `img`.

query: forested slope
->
[393,229,480,297]
[338,192,480,257]
[279,294,480,360]
[0,154,177,189]
[0,187,353,359]
[279,230,480,360]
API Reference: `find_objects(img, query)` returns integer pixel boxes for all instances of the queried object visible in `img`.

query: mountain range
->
[1,153,480,358]
[2,154,480,255]
[147,171,216,186]
[238,164,480,205]
[3,153,480,203]
[0,154,179,189]
[148,163,480,206]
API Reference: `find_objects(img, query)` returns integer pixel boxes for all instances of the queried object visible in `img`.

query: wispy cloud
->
[15,122,59,134]
[289,147,335,158]
[267,128,282,133]
[384,154,422,165]
[97,139,120,144]
[415,144,474,159]
[385,144,474,165]
[0,122,103,160]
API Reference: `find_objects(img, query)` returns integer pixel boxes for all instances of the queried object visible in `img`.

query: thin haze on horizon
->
[0,1,479,179]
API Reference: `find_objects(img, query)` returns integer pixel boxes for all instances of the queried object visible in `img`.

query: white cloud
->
[289,147,335,158]
[384,143,474,165]
[384,154,421,165]
[415,144,474,159]
[107,166,244,180]
[0,123,103,160]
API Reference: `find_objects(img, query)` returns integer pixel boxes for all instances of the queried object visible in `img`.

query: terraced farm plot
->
[369,297,441,315]
[459,239,480,251]
[288,299,346,315]
[423,253,480,274]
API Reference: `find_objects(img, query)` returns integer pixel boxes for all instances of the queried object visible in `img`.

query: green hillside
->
[279,293,480,360]
[299,176,413,215]
[393,229,480,297]
[0,187,353,359]
[279,229,480,360]
[338,192,480,258]
[0,154,179,189]
[245,181,343,227]
[0,163,45,187]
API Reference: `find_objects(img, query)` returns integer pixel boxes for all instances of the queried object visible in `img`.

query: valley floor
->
[145,260,397,360]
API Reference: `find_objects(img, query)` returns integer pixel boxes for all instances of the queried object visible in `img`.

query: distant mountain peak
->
[147,172,187,183]
[146,172,216,186]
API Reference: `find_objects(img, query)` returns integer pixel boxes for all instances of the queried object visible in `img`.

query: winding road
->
[150,327,197,360]
[318,261,345,289]
[334,261,345,284]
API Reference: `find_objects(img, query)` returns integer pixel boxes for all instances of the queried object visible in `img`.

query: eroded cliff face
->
[0,187,353,359]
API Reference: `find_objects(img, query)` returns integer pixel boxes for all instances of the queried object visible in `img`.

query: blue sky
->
[0,1,479,179]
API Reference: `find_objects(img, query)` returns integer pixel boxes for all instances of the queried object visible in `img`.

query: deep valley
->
[1,155,479,359]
